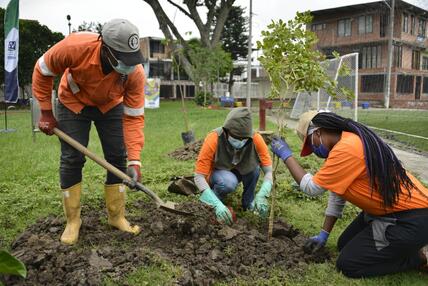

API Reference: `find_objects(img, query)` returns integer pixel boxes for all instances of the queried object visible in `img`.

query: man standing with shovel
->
[32,19,145,245]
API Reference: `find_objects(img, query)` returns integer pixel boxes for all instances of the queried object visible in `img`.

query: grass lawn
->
[0,101,427,285]
[337,108,428,153]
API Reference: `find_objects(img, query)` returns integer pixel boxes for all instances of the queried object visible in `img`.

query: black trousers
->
[336,208,428,278]
[57,102,127,189]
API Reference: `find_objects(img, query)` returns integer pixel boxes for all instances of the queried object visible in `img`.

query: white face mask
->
[228,135,248,149]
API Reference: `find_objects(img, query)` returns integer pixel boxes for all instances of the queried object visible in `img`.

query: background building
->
[139,37,195,99]
[311,0,428,109]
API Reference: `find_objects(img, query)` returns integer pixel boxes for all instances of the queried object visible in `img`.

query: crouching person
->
[194,107,273,224]
[270,110,428,278]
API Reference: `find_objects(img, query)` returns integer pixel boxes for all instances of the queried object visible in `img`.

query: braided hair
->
[312,112,416,208]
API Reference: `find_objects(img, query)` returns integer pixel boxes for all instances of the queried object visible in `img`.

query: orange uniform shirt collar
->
[89,41,102,66]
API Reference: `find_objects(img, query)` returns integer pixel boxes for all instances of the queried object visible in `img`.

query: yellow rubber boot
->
[60,183,82,245]
[104,184,141,234]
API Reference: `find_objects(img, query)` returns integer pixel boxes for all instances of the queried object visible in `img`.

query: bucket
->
[181,130,195,145]
[362,102,370,109]
[234,101,243,107]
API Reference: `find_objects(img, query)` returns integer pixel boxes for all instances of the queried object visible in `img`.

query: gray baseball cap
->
[101,19,144,66]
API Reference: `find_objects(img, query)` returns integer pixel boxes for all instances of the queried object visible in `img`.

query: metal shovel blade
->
[133,182,193,216]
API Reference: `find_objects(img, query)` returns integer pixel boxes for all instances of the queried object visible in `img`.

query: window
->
[418,18,426,37]
[422,57,428,70]
[423,77,428,94]
[359,45,382,69]
[358,15,373,34]
[361,75,385,92]
[338,19,351,37]
[411,15,416,35]
[380,14,389,37]
[402,13,409,33]
[396,75,414,93]
[393,45,402,68]
[412,50,421,70]
[311,23,326,31]
[148,61,171,79]
[149,40,165,55]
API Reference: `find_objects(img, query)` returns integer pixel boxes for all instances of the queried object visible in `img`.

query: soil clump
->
[168,140,203,161]
[2,201,330,286]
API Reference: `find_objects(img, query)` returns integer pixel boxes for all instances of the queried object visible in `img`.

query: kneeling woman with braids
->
[271,111,428,278]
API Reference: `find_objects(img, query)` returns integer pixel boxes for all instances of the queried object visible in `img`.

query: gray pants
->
[57,102,127,189]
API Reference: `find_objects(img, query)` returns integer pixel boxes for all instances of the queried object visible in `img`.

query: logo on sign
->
[8,41,16,51]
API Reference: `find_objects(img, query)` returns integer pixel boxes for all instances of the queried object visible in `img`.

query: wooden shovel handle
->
[53,127,162,205]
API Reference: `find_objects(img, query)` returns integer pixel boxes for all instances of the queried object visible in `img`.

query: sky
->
[0,0,427,42]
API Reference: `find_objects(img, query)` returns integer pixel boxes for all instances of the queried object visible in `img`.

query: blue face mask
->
[228,135,248,149]
[311,132,330,158]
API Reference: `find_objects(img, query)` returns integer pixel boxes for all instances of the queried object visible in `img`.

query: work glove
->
[199,188,233,225]
[127,162,141,182]
[303,230,330,254]
[254,181,272,218]
[38,109,57,135]
[270,136,292,161]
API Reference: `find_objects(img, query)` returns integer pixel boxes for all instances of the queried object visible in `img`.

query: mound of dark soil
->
[168,140,204,161]
[2,201,330,286]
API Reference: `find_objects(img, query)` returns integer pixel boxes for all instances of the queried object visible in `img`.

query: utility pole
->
[246,0,252,108]
[385,0,395,109]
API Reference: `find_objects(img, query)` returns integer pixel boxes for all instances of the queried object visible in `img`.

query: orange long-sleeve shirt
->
[32,32,146,160]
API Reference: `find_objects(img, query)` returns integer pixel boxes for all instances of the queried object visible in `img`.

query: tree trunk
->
[141,0,235,84]
[228,71,234,93]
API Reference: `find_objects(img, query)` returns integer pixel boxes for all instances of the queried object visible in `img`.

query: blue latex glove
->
[199,188,233,225]
[254,181,272,218]
[270,136,292,161]
[303,230,330,254]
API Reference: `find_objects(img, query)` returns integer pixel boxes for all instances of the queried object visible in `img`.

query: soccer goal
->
[290,53,359,121]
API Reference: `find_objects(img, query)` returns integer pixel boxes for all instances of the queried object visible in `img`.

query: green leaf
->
[0,250,27,278]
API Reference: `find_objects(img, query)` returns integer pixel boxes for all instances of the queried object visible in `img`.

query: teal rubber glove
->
[254,181,272,217]
[199,188,233,224]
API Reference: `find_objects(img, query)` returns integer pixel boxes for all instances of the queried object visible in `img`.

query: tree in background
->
[0,8,64,97]
[75,21,103,33]
[219,5,248,92]
[187,38,232,105]
[19,20,64,89]
[142,0,235,84]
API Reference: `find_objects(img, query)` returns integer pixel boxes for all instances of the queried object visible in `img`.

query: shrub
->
[194,91,214,106]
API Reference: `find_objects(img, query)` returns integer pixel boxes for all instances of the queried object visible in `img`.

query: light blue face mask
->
[110,59,136,75]
[106,46,136,75]
[228,135,248,149]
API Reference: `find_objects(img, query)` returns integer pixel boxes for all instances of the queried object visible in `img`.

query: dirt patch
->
[2,201,330,286]
[168,140,203,161]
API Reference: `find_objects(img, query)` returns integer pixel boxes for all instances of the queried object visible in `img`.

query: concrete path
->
[268,116,428,185]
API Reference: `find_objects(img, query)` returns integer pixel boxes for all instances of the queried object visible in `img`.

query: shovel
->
[53,127,192,216]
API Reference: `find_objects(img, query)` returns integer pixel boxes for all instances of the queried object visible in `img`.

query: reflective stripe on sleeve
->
[66,73,80,94]
[124,105,145,116]
[38,55,56,76]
